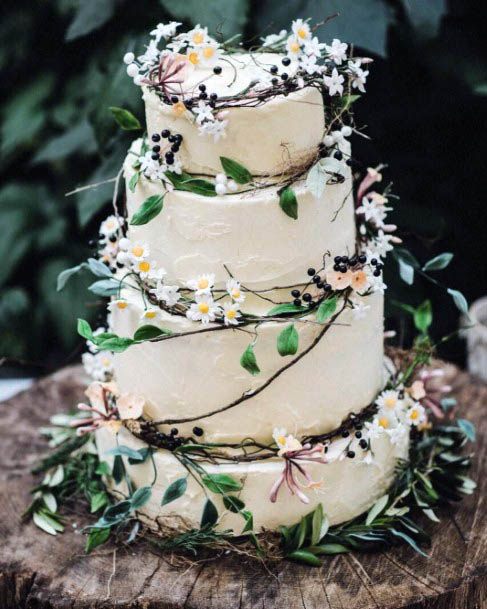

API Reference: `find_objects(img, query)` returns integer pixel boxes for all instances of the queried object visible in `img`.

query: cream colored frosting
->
[111,288,384,444]
[124,139,355,310]
[96,425,407,530]
[143,53,324,175]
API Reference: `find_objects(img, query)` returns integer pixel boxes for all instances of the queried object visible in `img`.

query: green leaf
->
[77,318,93,341]
[422,252,453,271]
[339,94,361,111]
[161,477,188,507]
[316,296,338,323]
[365,493,389,525]
[133,325,171,341]
[97,336,134,353]
[309,543,350,555]
[266,303,308,316]
[95,461,111,477]
[33,511,58,536]
[85,527,111,553]
[457,418,475,441]
[130,194,164,225]
[66,0,116,40]
[202,474,243,494]
[277,324,299,356]
[88,278,120,296]
[220,157,252,184]
[241,510,254,533]
[42,493,57,513]
[181,178,217,197]
[57,264,83,291]
[112,456,124,484]
[311,503,324,546]
[447,289,469,315]
[279,187,298,220]
[413,300,433,334]
[240,344,260,376]
[130,486,152,510]
[102,500,132,523]
[90,492,109,513]
[286,550,322,566]
[398,257,415,285]
[394,248,420,269]
[128,172,140,193]
[109,107,141,131]
[128,447,154,465]
[200,498,218,527]
[106,445,145,461]
[422,508,440,523]
[223,495,245,513]
[87,258,113,278]
[390,528,428,557]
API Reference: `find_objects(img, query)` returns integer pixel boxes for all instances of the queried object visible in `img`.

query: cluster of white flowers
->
[365,388,427,448]
[138,147,182,181]
[82,326,114,381]
[185,275,245,326]
[96,215,123,268]
[214,173,238,195]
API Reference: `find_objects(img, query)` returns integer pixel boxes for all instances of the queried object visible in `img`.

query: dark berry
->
[166,157,174,165]
[341,256,349,263]
[210,93,218,101]
[199,92,208,100]
[116,262,124,269]
[293,298,302,307]
[165,151,174,161]
[168,134,176,143]
[281,72,288,81]
[161,129,170,138]
[198,84,206,92]
[354,423,363,430]
[213,66,222,74]
[151,133,161,142]
[346,158,353,166]
[170,428,178,436]
[302,292,312,302]
[152,145,160,152]
[209,100,216,108]
[317,282,324,289]
[270,65,278,74]
[291,289,301,298]
[341,430,350,438]
[174,134,183,143]
[88,239,97,247]
[307,267,316,276]
[193,426,204,437]
[171,95,179,103]
[333,264,341,272]
[359,439,368,450]
[334,150,343,160]
[171,144,180,153]
[323,284,332,291]
[347,450,355,459]
[151,153,159,160]
[358,254,367,264]
[355,431,362,439]
[282,57,291,66]
[184,99,193,109]
[271,77,279,85]
[371,258,377,266]
[312,275,321,284]
[373,269,381,277]
[109,235,117,243]
[339,264,347,273]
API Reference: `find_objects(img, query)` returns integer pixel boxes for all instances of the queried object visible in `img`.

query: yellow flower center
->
[379,417,389,429]
[232,289,240,299]
[188,51,200,65]
[192,32,204,44]
[290,41,300,53]
[198,278,209,289]
[226,309,236,319]
[198,302,210,314]
[410,409,419,420]
[172,101,186,116]
[138,261,150,273]
[277,435,286,446]
[132,245,144,257]
[297,28,308,39]
[202,46,215,59]
[384,397,397,409]
[144,310,157,319]
[116,301,127,310]
[101,358,111,366]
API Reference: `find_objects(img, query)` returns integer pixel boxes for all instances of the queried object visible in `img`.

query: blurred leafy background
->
[0,0,485,375]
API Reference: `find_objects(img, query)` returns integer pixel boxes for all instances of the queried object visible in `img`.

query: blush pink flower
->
[116,393,145,420]
[71,382,120,436]
[325,269,353,290]
[357,167,383,203]
[351,270,368,292]
[413,368,452,419]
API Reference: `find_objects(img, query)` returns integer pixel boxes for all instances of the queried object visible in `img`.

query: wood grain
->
[0,364,485,609]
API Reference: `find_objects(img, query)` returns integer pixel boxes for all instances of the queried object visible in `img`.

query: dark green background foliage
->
[0,0,485,372]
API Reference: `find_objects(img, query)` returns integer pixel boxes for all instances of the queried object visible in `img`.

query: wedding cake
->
[86,20,415,533]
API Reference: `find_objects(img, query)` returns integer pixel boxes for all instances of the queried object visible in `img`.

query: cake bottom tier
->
[96,425,409,532]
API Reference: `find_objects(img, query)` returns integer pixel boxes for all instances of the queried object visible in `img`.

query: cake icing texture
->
[74,20,424,537]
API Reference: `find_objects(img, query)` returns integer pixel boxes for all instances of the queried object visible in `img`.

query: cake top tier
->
[123,19,371,176]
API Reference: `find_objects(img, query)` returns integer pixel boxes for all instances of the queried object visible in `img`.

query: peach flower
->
[325,270,353,290]
[116,393,145,420]
[351,270,368,292]
[408,380,426,401]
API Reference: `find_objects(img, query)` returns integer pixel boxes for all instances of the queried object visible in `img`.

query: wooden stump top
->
[0,364,486,609]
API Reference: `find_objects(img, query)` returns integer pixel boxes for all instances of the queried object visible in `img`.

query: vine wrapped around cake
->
[27,18,476,565]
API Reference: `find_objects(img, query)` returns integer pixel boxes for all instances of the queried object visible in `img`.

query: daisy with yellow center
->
[186,273,215,295]
[140,307,159,321]
[285,36,302,58]
[136,259,155,278]
[187,50,200,65]
[223,302,241,326]
[226,278,245,304]
[188,26,208,46]
[406,403,426,427]
[199,41,221,66]
[186,294,221,324]
[292,19,311,41]
[108,299,128,312]
[100,215,121,237]
[129,242,150,262]
[376,389,401,413]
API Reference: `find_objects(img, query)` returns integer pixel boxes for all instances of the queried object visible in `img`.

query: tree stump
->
[0,364,486,609]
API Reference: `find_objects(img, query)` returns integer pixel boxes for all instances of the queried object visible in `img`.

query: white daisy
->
[376,389,402,413]
[405,403,426,427]
[223,301,241,326]
[323,68,345,96]
[186,25,209,47]
[199,41,221,66]
[128,242,150,262]
[134,259,155,278]
[292,19,311,41]
[140,307,159,322]
[186,273,215,294]
[82,351,114,382]
[226,278,245,304]
[324,39,348,65]
[286,36,302,59]
[153,284,181,306]
[108,299,128,312]
[99,215,122,237]
[186,294,221,324]
[147,266,167,283]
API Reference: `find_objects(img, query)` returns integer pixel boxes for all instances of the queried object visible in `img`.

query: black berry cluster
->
[150,130,183,165]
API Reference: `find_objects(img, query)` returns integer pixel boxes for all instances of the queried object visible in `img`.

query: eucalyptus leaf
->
[130,194,164,225]
[33,511,58,536]
[398,258,415,285]
[457,418,476,441]
[308,543,350,555]
[279,187,298,219]
[365,494,389,525]
[130,486,152,509]
[422,252,453,271]
[57,264,84,291]
[220,156,252,184]
[223,495,245,513]
[277,324,299,356]
[287,549,322,566]
[128,172,140,193]
[311,503,324,545]
[106,445,145,461]
[87,258,113,278]
[109,106,142,131]
[306,162,326,198]
[161,477,188,506]
[316,296,338,323]
[88,278,120,296]
[240,343,260,376]
[447,289,469,315]
[66,0,116,40]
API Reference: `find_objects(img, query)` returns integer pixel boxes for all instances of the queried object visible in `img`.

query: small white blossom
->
[151,283,181,306]
[226,278,245,304]
[150,21,181,42]
[186,294,221,324]
[223,301,241,326]
[137,40,159,69]
[325,39,348,65]
[140,307,159,322]
[128,241,150,262]
[291,19,311,41]
[82,351,114,382]
[376,389,402,413]
[351,299,370,320]
[406,403,427,427]
[193,100,215,125]
[323,68,345,96]
[186,273,215,294]
[303,36,325,58]
[198,119,228,141]
[261,30,287,47]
